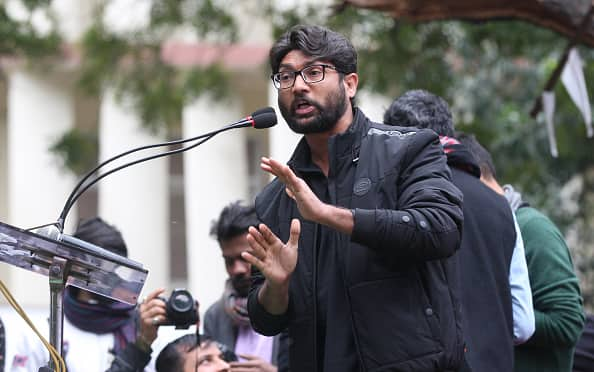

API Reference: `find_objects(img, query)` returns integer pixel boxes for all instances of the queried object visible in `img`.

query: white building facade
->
[0,0,389,325]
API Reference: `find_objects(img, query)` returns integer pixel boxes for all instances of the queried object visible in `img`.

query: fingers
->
[260,157,275,176]
[236,354,257,360]
[262,157,304,204]
[229,359,262,368]
[241,251,264,272]
[258,223,279,246]
[141,304,167,319]
[261,157,297,183]
[140,289,165,303]
[248,223,280,248]
[285,187,296,200]
[246,226,267,259]
[145,288,165,302]
[138,288,168,343]
[228,365,255,372]
[288,219,301,247]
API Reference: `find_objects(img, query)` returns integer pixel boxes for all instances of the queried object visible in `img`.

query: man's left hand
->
[229,354,277,372]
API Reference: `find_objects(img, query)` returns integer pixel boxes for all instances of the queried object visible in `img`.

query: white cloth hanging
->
[561,48,593,137]
[542,91,558,157]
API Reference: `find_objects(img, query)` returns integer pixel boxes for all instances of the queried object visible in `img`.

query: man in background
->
[205,201,279,372]
[385,90,534,372]
[458,132,585,372]
[155,334,234,372]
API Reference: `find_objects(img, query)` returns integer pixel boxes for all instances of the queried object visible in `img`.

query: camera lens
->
[162,289,198,329]
[170,291,192,312]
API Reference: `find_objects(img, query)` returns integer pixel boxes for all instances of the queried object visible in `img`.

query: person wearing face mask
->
[27,217,170,372]
[204,201,280,372]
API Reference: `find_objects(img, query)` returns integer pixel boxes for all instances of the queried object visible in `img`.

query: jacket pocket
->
[348,273,442,370]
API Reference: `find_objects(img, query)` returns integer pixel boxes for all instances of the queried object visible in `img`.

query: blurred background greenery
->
[2,0,593,310]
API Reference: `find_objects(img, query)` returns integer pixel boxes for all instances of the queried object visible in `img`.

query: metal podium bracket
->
[0,221,148,372]
[47,257,68,370]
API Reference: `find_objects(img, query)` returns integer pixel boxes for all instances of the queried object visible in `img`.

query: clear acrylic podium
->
[0,221,148,371]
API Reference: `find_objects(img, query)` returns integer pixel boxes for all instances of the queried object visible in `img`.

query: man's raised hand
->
[242,219,300,288]
[260,157,326,222]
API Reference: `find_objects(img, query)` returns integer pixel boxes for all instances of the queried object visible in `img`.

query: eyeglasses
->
[271,64,341,89]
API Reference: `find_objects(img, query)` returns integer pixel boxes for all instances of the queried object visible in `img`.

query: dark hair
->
[155,334,236,372]
[455,131,498,180]
[270,24,357,75]
[210,201,259,243]
[384,89,455,137]
[155,334,200,372]
[73,217,127,257]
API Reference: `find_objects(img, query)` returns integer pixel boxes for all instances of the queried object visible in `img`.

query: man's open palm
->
[243,219,300,287]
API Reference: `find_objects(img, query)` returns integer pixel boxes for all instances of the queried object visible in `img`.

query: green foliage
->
[267,3,593,218]
[2,0,237,174]
[78,23,129,95]
[0,3,60,59]
[79,0,236,132]
[50,128,98,176]
[266,3,594,308]
[21,0,52,10]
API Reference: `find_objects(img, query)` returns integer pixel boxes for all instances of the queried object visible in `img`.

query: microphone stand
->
[45,257,67,372]
[35,107,276,371]
[56,118,254,231]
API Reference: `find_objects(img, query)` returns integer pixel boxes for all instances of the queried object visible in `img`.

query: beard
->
[231,274,251,298]
[279,84,349,134]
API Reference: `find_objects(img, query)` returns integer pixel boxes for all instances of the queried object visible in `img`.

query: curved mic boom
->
[57,107,277,230]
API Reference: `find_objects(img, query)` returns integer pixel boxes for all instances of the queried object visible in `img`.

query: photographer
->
[29,217,198,372]
[109,288,200,372]
[205,202,280,372]
[107,288,167,372]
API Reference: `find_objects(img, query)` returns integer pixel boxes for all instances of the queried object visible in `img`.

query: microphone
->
[57,107,277,229]
[223,107,277,130]
[250,107,277,129]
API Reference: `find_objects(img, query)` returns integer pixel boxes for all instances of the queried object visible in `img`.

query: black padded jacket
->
[248,109,465,372]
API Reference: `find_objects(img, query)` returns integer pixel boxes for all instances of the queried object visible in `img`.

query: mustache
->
[232,275,251,296]
[231,274,250,287]
[291,95,322,112]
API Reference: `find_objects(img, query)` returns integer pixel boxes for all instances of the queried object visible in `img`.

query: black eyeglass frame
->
[271,64,343,90]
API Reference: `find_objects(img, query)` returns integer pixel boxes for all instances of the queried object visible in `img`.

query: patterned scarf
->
[439,135,462,153]
[63,286,137,354]
[439,135,482,178]
[222,279,250,327]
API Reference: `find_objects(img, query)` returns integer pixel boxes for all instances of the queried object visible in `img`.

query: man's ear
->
[343,73,358,100]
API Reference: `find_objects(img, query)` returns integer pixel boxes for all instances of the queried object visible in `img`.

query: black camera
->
[160,289,199,329]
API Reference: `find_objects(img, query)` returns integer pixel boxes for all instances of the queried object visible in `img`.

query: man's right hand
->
[242,219,300,314]
[138,288,167,345]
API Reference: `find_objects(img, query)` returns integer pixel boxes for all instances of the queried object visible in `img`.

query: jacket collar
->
[287,108,366,174]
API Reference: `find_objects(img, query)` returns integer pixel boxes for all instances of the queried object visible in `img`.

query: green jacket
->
[514,207,585,372]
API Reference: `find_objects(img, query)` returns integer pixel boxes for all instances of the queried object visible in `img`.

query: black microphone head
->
[250,107,277,129]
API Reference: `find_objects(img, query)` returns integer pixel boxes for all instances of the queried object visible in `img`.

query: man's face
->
[277,50,349,134]
[185,343,230,372]
[220,235,251,297]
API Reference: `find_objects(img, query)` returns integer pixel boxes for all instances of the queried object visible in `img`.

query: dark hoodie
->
[441,137,517,372]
